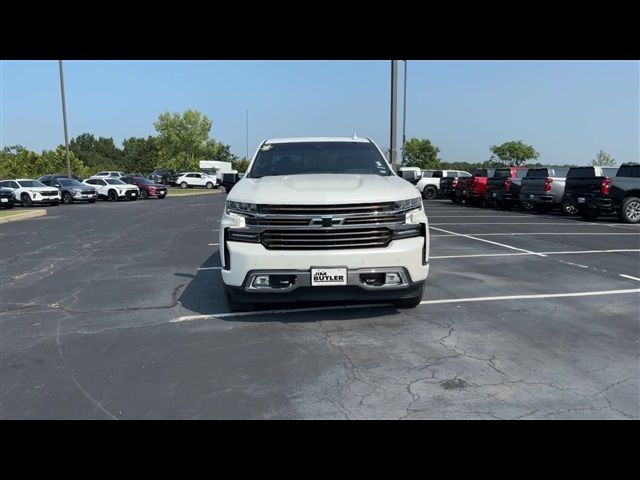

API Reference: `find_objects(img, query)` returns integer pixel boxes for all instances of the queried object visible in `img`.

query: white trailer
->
[199,161,236,180]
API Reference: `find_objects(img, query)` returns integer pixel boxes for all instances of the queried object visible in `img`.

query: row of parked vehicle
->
[0,169,229,209]
[401,163,640,223]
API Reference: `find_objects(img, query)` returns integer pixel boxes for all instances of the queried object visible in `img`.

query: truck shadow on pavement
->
[176,253,401,322]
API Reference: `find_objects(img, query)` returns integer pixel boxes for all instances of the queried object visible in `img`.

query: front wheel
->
[108,190,118,201]
[20,193,33,208]
[180,182,188,189]
[618,197,640,224]
[423,186,437,200]
[140,190,149,200]
[206,182,214,189]
[224,286,253,312]
[62,192,73,204]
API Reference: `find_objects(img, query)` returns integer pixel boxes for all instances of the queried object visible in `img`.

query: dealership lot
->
[1,196,638,419]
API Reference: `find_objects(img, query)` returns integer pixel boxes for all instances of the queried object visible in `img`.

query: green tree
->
[154,109,213,164]
[0,146,90,179]
[591,150,616,167]
[489,140,539,166]
[402,138,441,169]
[69,133,124,171]
[122,136,160,174]
[203,139,238,163]
[232,158,251,173]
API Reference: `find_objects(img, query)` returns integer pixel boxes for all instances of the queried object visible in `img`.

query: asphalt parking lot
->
[1,195,639,419]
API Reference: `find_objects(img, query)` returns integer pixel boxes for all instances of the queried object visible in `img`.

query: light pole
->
[246,109,249,162]
[402,60,407,165]
[389,60,398,165]
[58,60,71,177]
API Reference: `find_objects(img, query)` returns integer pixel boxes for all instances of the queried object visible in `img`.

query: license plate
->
[1,198,7,203]
[311,268,347,286]
[529,194,534,199]
[578,197,585,203]
[131,193,137,196]
[492,192,497,197]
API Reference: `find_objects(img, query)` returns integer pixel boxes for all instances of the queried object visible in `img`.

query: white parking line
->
[619,274,640,282]
[172,303,395,322]
[171,288,640,320]
[208,243,219,246]
[430,249,640,259]
[419,288,640,305]
[429,226,546,257]
[431,232,640,236]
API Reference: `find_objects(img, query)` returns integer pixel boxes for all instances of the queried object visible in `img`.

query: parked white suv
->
[83,177,139,201]
[0,179,61,207]
[219,137,430,311]
[175,172,218,189]
[93,171,125,178]
[416,170,471,199]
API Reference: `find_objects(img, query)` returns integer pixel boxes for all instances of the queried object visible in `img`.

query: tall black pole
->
[402,60,407,165]
[390,60,398,165]
[58,60,71,177]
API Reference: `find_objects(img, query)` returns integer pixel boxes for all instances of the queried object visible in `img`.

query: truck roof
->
[264,137,371,144]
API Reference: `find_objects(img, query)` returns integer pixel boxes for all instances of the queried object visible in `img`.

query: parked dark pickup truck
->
[484,167,529,210]
[454,168,496,206]
[562,164,639,223]
[519,167,573,214]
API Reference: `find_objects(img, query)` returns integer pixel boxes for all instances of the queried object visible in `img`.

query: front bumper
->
[221,236,429,287]
[226,278,425,304]
[32,194,61,203]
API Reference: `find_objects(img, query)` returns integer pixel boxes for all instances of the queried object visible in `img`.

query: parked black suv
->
[148,169,175,185]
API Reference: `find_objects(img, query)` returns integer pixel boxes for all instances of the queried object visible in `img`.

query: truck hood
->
[228,174,420,204]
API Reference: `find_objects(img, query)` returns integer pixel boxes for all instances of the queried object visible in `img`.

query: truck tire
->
[224,286,253,312]
[394,292,423,309]
[561,203,578,216]
[618,196,640,224]
[423,186,437,200]
[140,190,149,199]
[451,196,462,204]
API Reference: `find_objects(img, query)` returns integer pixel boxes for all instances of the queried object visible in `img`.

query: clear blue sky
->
[1,60,638,165]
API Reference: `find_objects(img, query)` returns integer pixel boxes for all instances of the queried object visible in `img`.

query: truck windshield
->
[247,142,392,178]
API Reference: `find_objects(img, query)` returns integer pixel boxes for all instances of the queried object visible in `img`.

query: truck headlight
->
[394,197,422,211]
[226,201,257,216]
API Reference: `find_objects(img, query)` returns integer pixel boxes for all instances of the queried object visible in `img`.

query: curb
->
[0,209,47,224]
[166,190,225,197]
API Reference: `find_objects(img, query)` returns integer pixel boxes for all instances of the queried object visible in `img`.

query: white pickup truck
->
[219,137,430,311]
[415,170,472,199]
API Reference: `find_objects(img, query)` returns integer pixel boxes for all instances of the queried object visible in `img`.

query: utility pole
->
[246,109,249,161]
[402,60,407,165]
[389,60,398,165]
[58,60,71,177]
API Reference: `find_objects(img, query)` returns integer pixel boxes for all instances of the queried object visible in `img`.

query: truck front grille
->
[261,227,393,250]
[257,202,395,216]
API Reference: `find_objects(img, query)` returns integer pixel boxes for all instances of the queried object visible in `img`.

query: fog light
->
[385,273,402,285]
[252,275,270,288]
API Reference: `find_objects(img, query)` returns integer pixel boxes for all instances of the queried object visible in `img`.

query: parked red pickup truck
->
[454,168,495,206]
